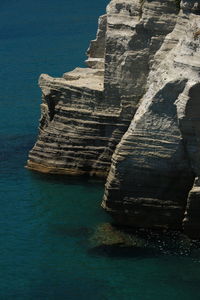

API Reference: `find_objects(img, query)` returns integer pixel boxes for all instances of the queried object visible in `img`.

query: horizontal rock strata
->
[28,0,200,237]
[103,0,200,236]
[28,0,179,177]
[28,69,130,177]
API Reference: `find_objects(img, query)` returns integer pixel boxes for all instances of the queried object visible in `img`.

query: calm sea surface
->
[1,1,200,299]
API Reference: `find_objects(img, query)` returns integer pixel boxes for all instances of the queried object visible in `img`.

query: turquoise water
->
[1,1,200,299]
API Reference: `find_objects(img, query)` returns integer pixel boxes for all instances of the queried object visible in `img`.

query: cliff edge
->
[27,0,200,238]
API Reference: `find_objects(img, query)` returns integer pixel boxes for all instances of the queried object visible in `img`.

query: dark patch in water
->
[0,133,36,162]
[29,271,111,300]
[90,223,200,258]
[88,244,161,259]
[52,225,91,238]
[110,225,200,256]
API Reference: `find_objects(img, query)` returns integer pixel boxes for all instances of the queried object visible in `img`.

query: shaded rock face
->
[28,0,200,237]
[103,0,200,236]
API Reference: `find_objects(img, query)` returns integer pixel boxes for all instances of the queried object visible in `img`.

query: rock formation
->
[27,0,200,238]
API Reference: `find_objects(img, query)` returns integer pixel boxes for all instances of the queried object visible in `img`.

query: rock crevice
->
[27,0,200,237]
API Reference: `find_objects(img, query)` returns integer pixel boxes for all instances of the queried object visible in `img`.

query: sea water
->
[1,1,200,299]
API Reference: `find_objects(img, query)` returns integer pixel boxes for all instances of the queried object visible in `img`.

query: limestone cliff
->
[27,0,200,237]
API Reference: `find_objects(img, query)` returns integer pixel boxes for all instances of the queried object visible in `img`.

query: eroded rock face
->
[28,0,200,237]
[104,0,179,118]
[103,0,200,236]
[27,12,128,177]
[28,0,178,177]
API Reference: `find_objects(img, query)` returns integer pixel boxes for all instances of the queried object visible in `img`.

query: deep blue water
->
[1,1,200,299]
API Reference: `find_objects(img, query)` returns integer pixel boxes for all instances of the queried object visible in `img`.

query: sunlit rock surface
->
[28,0,200,237]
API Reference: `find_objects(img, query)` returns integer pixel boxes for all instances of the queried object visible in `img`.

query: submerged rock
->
[89,222,196,258]
[90,223,145,247]
[27,0,200,238]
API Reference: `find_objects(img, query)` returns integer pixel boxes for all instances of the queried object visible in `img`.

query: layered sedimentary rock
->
[28,0,178,176]
[103,0,200,237]
[28,0,200,237]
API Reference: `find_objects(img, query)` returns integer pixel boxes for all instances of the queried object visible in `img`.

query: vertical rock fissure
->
[179,83,200,237]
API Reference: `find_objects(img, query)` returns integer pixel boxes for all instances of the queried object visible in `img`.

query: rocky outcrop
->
[28,0,200,237]
[28,0,178,176]
[27,11,129,177]
[27,67,130,177]
[103,0,200,236]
